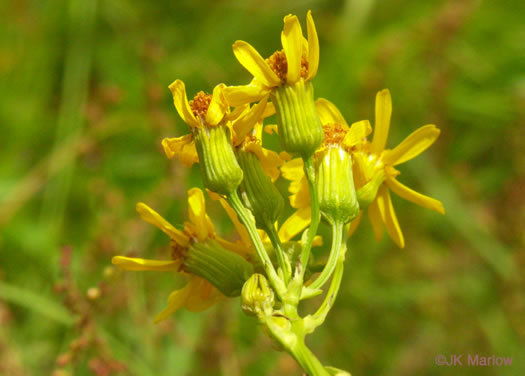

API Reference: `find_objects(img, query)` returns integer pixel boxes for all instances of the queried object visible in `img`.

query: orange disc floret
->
[190,91,213,119]
[266,50,309,83]
[170,241,187,271]
[300,55,309,79]
[266,50,288,82]
[322,123,347,146]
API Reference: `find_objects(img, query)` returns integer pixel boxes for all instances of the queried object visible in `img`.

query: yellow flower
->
[112,188,247,323]
[161,79,267,167]
[224,10,319,106]
[353,89,445,248]
[280,98,371,231]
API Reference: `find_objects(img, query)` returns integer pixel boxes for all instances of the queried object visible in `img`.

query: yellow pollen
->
[322,123,347,146]
[189,91,212,119]
[266,50,309,83]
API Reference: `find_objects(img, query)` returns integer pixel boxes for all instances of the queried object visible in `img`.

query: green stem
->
[227,190,285,298]
[305,225,349,333]
[263,219,292,285]
[300,156,320,277]
[290,339,330,376]
[308,221,344,291]
[263,314,329,376]
[306,260,344,333]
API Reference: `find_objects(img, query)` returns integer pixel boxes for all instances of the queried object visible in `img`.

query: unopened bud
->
[237,150,284,228]
[316,147,359,224]
[241,273,275,317]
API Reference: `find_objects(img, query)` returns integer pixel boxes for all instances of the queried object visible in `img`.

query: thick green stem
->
[299,156,320,277]
[263,219,292,285]
[290,339,330,376]
[263,314,330,376]
[308,221,344,291]
[227,190,285,298]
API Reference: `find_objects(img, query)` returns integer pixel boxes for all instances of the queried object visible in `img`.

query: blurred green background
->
[1,0,524,375]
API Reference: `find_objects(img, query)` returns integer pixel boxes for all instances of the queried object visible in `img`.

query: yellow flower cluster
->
[282,91,445,248]
[111,10,444,323]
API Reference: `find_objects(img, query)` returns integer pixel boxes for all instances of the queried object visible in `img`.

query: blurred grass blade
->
[409,157,517,281]
[0,281,74,325]
[39,0,97,239]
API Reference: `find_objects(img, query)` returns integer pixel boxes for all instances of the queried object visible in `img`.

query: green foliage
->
[1,0,523,375]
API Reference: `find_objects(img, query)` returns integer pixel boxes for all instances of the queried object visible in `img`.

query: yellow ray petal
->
[343,120,372,147]
[223,82,269,106]
[280,158,304,180]
[225,103,249,122]
[281,14,303,84]
[347,211,362,237]
[376,187,405,248]
[382,125,440,166]
[205,83,228,126]
[184,277,222,312]
[187,188,215,242]
[112,256,181,271]
[278,207,312,242]
[281,158,309,208]
[154,284,193,323]
[315,98,348,127]
[219,199,252,248]
[136,203,190,247]
[232,41,281,87]
[262,101,275,118]
[368,200,384,241]
[371,89,392,155]
[289,176,310,209]
[232,96,268,146]
[216,237,251,256]
[168,80,200,128]
[264,124,279,135]
[161,135,198,166]
[306,10,319,81]
[386,177,445,214]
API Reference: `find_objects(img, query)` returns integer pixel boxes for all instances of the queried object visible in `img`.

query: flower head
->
[162,80,268,167]
[224,10,319,106]
[353,89,445,247]
[280,98,371,228]
[112,188,252,322]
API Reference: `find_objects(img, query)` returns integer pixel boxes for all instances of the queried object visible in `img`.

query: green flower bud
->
[271,80,324,157]
[193,125,243,195]
[237,150,284,228]
[316,146,359,224]
[241,273,275,317]
[184,240,253,297]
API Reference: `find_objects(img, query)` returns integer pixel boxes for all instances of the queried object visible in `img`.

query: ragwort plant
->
[112,11,444,375]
